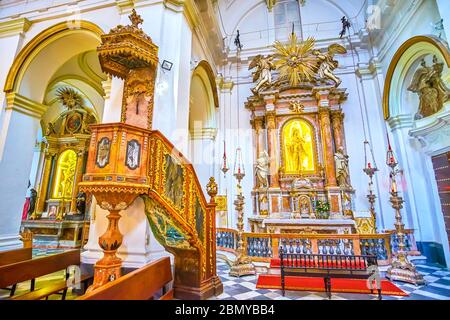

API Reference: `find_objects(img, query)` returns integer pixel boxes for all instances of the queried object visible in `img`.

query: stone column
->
[0,94,47,250]
[318,107,337,187]
[69,150,87,213]
[331,110,345,153]
[266,107,279,188]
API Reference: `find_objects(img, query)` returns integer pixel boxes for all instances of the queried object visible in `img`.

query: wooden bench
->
[0,249,92,300]
[78,257,173,300]
[279,248,381,300]
[0,247,33,295]
[0,247,32,266]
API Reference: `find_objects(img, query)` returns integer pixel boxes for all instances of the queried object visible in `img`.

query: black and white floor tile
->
[211,260,450,300]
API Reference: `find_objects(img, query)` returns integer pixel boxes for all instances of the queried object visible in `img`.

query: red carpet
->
[256,274,408,296]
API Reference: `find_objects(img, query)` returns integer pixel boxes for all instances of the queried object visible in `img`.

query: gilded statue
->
[408,55,450,119]
[312,44,347,87]
[334,147,350,188]
[249,54,275,94]
[255,151,269,189]
[284,120,314,173]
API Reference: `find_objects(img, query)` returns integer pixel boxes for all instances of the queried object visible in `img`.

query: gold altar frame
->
[279,116,320,176]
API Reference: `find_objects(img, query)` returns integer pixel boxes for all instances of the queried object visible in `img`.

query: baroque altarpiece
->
[246,34,356,235]
[21,88,96,248]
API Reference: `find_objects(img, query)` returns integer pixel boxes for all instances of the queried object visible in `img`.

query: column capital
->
[216,76,234,92]
[0,18,31,38]
[164,0,199,29]
[115,0,135,14]
[5,93,47,119]
[189,127,217,140]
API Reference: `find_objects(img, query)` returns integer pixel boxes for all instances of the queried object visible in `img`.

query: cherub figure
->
[313,44,347,87]
[249,54,275,94]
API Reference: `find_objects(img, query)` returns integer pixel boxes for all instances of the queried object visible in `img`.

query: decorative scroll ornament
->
[289,100,305,113]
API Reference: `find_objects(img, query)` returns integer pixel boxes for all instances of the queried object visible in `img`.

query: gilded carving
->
[408,55,450,119]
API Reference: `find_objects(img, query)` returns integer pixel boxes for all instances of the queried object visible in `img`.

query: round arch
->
[382,35,450,120]
[4,20,104,103]
[189,60,219,132]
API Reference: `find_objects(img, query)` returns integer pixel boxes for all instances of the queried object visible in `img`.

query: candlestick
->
[385,147,424,285]
[229,181,256,277]
[363,140,378,232]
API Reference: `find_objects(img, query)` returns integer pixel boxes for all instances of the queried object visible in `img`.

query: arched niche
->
[189,61,218,135]
[280,118,317,174]
[383,35,450,120]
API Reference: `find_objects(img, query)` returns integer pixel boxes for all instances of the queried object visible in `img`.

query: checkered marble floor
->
[210,260,450,300]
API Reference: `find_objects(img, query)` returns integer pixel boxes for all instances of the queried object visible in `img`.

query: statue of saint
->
[334,147,350,188]
[249,54,275,94]
[286,126,308,173]
[408,55,450,119]
[76,192,86,215]
[312,44,347,87]
[255,151,269,189]
[28,188,37,218]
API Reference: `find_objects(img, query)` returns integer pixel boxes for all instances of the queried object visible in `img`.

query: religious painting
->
[96,137,111,168]
[125,139,141,170]
[52,149,77,199]
[143,197,191,249]
[164,154,184,209]
[65,111,83,134]
[194,195,205,243]
[282,119,316,174]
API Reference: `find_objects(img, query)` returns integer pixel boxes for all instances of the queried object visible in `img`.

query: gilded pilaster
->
[69,150,86,213]
[35,152,55,214]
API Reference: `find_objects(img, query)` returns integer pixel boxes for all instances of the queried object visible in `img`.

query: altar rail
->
[216,228,419,266]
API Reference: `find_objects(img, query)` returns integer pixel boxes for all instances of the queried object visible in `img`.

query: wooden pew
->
[0,250,92,300]
[0,247,32,266]
[0,247,33,295]
[78,257,173,300]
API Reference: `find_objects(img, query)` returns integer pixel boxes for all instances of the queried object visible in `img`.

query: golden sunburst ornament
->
[273,33,317,86]
[56,87,83,110]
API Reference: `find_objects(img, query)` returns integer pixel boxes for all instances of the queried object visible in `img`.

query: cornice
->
[189,127,217,140]
[0,18,31,38]
[387,114,414,130]
[5,92,47,119]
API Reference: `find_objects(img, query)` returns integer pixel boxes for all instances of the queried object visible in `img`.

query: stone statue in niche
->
[312,44,347,87]
[408,55,450,119]
[334,147,350,188]
[249,54,275,94]
[255,151,269,189]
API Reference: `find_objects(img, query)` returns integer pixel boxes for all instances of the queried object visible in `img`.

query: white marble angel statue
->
[249,54,275,94]
[334,147,350,188]
[255,151,270,189]
[313,43,347,87]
